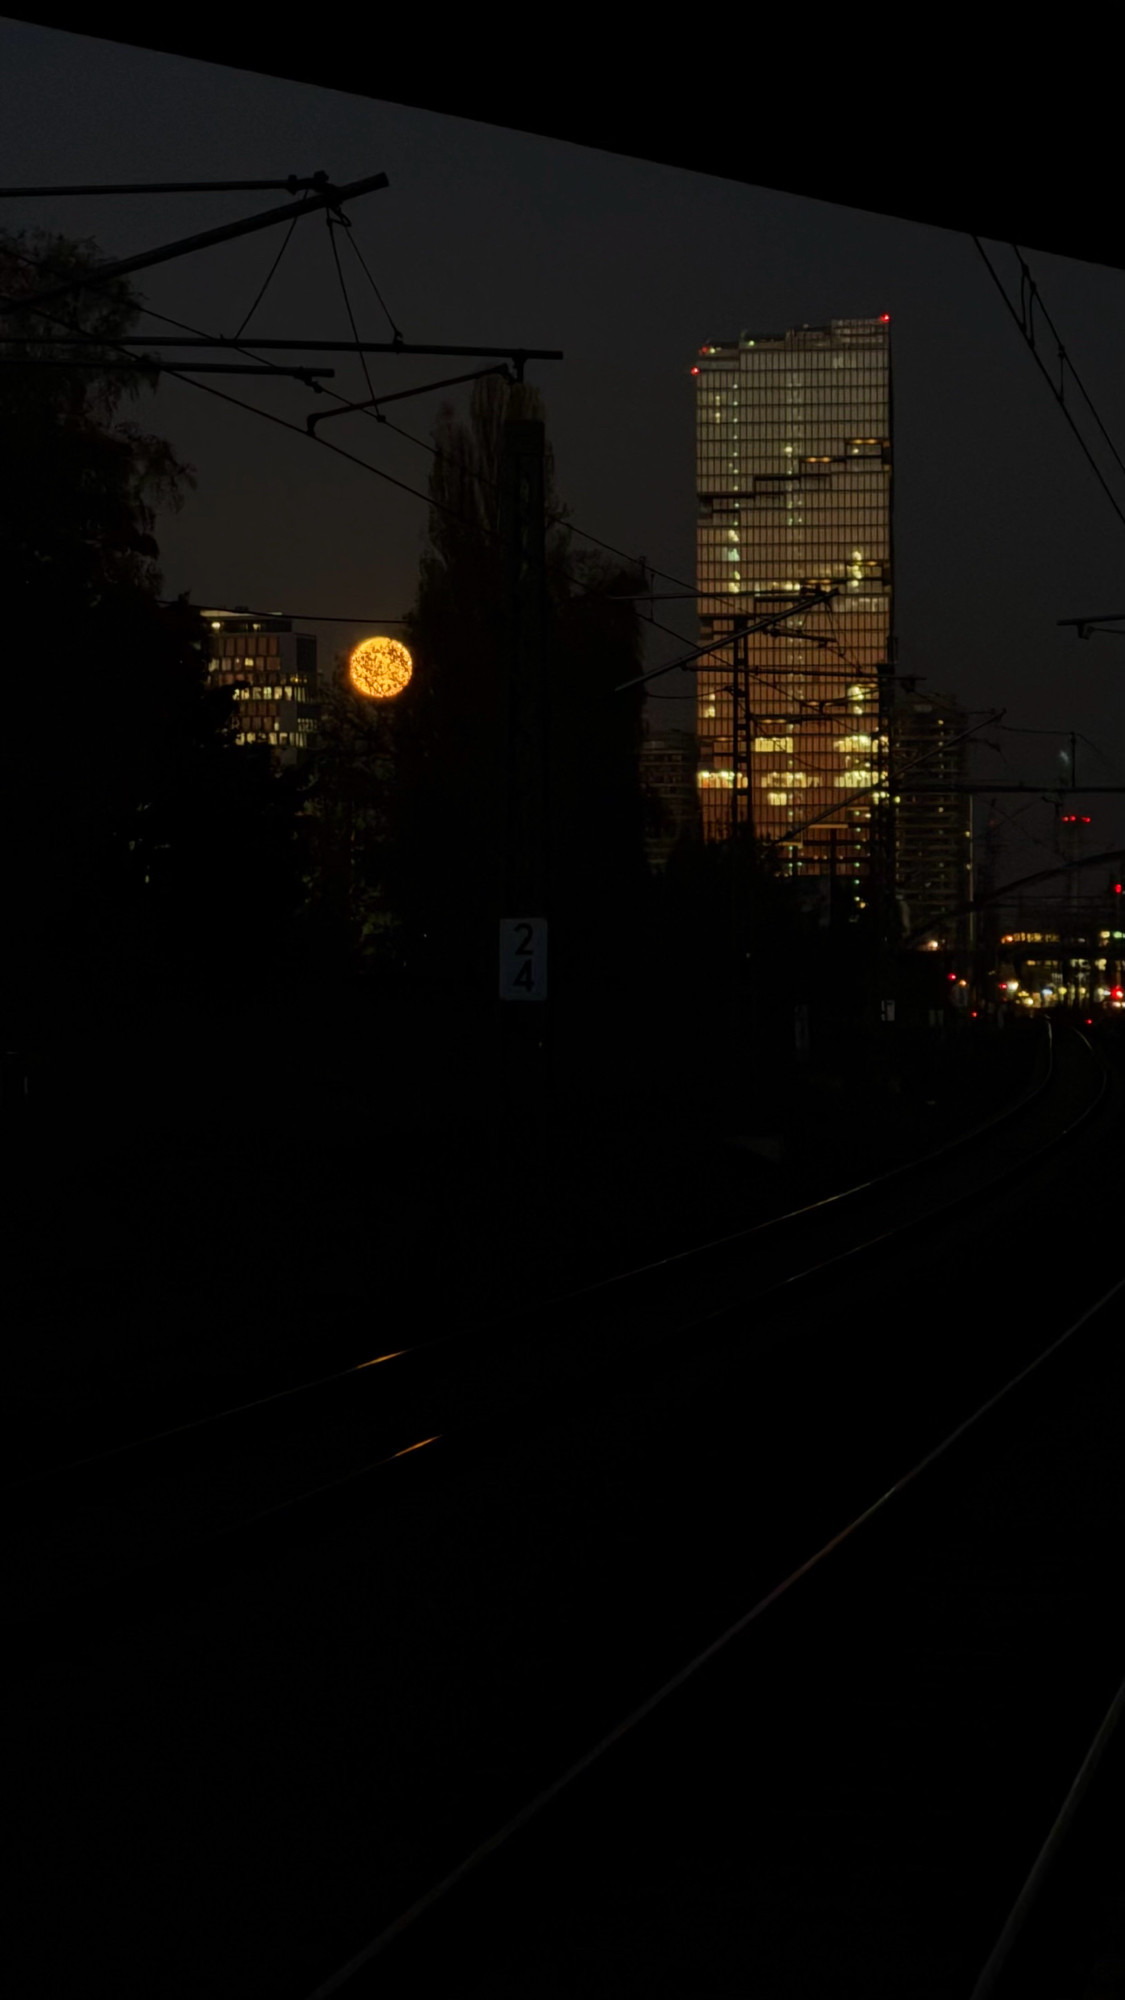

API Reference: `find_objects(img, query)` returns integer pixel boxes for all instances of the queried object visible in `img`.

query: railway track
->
[330,1271,1124,1999]
[5,1020,1109,1629]
[6,1019,1120,2000]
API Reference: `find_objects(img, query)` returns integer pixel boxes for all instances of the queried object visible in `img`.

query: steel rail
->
[302,1266,1125,1996]
[9,1021,1061,1494]
[6,1028,1111,1626]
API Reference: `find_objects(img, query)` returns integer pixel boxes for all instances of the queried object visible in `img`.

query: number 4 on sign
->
[499,918,548,1002]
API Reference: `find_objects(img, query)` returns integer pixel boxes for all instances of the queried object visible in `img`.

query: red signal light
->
[1116,884,1122,895]
[1114,988,1124,1001]
[879,313,891,323]
[690,366,700,375]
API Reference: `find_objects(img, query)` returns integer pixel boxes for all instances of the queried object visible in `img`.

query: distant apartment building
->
[893,689,972,947]
[693,316,893,883]
[641,727,700,868]
[204,608,320,769]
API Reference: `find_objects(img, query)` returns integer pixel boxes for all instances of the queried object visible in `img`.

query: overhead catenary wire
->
[377,408,877,698]
[340,220,404,345]
[173,605,409,625]
[1009,243,1125,484]
[324,209,375,401]
[27,206,864,692]
[0,174,337,198]
[972,237,1125,535]
[3,170,390,313]
[779,711,1005,847]
[3,286,476,530]
[6,236,889,694]
[0,240,495,531]
[234,208,304,340]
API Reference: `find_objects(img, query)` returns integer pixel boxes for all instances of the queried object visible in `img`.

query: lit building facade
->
[640,726,700,869]
[693,317,893,881]
[893,689,972,947]
[204,608,320,769]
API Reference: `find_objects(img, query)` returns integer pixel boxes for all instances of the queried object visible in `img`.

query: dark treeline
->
[1,230,301,1125]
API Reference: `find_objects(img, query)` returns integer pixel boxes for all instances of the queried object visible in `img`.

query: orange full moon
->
[348,636,413,700]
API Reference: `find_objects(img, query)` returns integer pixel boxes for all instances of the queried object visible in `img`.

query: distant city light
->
[349,636,413,701]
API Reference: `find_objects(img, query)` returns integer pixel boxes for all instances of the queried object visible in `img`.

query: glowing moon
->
[349,636,413,700]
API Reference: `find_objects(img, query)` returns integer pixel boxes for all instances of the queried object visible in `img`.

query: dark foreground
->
[6,1012,1122,1998]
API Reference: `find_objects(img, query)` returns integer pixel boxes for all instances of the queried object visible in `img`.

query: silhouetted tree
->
[297,651,401,977]
[0,229,301,1090]
[386,374,650,1026]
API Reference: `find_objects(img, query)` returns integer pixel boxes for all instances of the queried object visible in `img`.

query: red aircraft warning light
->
[880,313,891,323]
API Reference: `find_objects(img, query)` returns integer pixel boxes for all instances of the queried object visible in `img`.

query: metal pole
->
[5,171,390,311]
[0,174,336,197]
[729,629,740,847]
[729,625,747,1054]
[0,358,335,378]
[0,335,565,362]
[744,647,755,848]
[498,417,550,1165]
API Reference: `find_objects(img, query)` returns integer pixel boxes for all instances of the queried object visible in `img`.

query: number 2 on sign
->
[514,922,534,990]
[500,917,547,1002]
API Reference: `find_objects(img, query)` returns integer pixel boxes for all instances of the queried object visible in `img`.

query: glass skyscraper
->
[693,317,893,883]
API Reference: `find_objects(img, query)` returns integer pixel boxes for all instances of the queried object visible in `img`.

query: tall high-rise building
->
[203,608,320,768]
[892,689,972,948]
[693,317,893,884]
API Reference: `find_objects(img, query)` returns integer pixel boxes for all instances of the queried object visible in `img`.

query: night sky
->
[3,16,1123,881]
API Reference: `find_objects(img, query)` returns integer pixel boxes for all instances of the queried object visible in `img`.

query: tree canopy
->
[385,373,651,1016]
[1,229,301,1076]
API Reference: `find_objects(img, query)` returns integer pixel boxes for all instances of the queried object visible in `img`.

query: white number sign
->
[499,918,548,1002]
